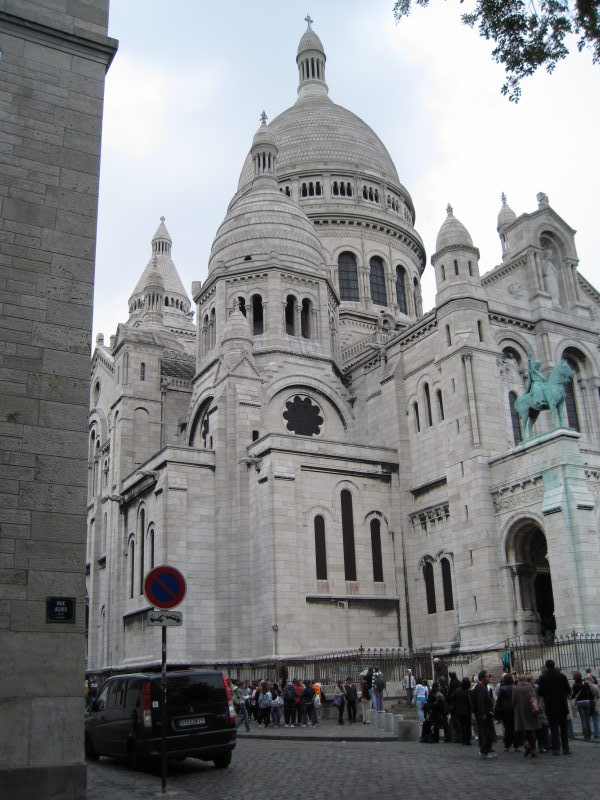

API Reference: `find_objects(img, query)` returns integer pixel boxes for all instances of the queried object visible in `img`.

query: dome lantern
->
[251,111,278,186]
[296,15,328,98]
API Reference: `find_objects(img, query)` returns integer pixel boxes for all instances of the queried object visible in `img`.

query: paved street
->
[86,724,599,800]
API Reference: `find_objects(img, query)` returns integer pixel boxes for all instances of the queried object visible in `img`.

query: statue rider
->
[526,352,547,406]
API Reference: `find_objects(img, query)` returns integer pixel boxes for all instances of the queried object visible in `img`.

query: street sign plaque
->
[147,609,183,627]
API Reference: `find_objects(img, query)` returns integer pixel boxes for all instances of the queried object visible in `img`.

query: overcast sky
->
[93,0,600,343]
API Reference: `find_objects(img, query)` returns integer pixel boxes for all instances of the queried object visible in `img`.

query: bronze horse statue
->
[514,359,574,441]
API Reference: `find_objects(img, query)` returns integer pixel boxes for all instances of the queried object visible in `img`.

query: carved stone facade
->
[87,23,600,677]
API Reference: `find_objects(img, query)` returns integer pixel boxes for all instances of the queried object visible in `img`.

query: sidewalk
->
[236,715,398,742]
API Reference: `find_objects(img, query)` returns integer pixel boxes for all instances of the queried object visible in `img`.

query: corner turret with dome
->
[127,217,195,338]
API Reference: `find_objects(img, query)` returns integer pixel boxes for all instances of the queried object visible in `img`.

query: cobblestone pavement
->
[86,723,599,800]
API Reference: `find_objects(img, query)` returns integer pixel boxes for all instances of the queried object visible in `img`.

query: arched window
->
[370,519,384,582]
[453,258,459,276]
[338,252,359,301]
[314,515,327,580]
[139,509,145,595]
[413,401,420,433]
[340,489,357,581]
[509,391,521,445]
[369,256,387,306]
[237,296,246,316]
[563,359,580,431]
[423,561,436,614]
[424,383,433,427]
[301,298,312,339]
[436,389,444,421]
[396,266,407,313]
[440,557,454,611]
[149,528,155,570]
[128,538,135,599]
[252,294,264,335]
[140,362,145,381]
[285,295,295,335]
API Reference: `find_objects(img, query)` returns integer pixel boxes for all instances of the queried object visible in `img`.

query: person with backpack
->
[301,680,316,727]
[373,667,385,711]
[283,679,297,727]
[257,680,273,728]
[359,676,371,724]
[334,679,347,724]
[344,676,358,722]
[572,670,593,739]
[494,673,519,751]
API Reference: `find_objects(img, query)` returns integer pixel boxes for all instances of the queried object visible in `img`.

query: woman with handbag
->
[512,674,541,757]
[334,680,347,725]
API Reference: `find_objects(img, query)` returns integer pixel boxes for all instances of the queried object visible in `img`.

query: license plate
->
[175,717,205,729]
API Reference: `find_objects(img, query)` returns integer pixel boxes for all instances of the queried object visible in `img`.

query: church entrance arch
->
[506,520,556,640]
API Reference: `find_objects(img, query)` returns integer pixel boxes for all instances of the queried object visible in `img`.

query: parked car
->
[85,670,236,769]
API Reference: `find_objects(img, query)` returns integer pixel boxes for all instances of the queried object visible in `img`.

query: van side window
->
[96,685,109,711]
[109,679,126,708]
[125,679,143,708]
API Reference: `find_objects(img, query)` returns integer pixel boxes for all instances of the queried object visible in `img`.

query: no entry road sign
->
[144,565,187,610]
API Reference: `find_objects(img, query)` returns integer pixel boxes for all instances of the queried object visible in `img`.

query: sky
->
[92,0,600,343]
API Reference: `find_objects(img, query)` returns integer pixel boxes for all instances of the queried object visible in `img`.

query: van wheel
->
[213,752,231,769]
[127,741,142,771]
[85,734,99,760]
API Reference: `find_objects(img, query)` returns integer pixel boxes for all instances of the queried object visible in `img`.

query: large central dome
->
[238,19,403,194]
[238,94,401,189]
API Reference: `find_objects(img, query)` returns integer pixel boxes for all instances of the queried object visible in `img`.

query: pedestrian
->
[494,673,520,751]
[373,666,385,712]
[584,673,600,739]
[404,669,416,707]
[283,679,297,727]
[302,679,316,727]
[258,680,272,727]
[513,673,541,758]
[415,677,429,724]
[233,679,252,732]
[473,670,497,758]
[425,681,450,743]
[293,678,305,726]
[344,676,358,722]
[585,667,598,685]
[334,680,347,725]
[572,671,593,739]
[271,682,283,727]
[447,670,461,741]
[536,659,571,755]
[365,666,376,710]
[454,676,473,746]
[360,676,371,724]
[278,660,289,690]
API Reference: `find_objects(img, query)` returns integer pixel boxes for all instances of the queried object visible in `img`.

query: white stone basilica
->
[87,21,600,672]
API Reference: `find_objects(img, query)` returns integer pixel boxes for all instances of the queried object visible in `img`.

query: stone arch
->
[188,394,215,448]
[504,515,556,638]
[265,375,351,431]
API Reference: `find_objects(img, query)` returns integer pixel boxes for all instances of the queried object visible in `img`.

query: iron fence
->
[92,633,600,686]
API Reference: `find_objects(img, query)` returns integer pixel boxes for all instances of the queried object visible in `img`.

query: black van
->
[85,670,236,769]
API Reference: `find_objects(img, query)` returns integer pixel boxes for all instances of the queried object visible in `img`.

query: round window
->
[283,395,323,437]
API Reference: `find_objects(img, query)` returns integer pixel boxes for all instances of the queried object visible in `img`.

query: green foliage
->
[393,1,600,101]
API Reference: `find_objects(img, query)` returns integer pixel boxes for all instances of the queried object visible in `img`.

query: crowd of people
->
[413,661,599,759]
[227,664,389,732]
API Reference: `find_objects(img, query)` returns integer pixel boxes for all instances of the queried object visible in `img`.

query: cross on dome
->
[446,203,454,216]
[500,192,507,204]
[305,13,313,27]
[160,215,165,223]
[260,110,268,125]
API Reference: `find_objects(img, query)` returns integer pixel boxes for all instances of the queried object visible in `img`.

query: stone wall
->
[0,3,116,797]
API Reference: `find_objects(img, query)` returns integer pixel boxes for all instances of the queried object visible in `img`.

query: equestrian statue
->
[514,352,574,441]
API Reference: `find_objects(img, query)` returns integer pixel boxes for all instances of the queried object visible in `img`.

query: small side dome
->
[435,204,473,252]
[497,192,517,230]
[221,298,252,353]
[296,15,328,98]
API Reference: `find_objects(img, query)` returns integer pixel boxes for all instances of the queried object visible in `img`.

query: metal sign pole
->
[161,624,167,794]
